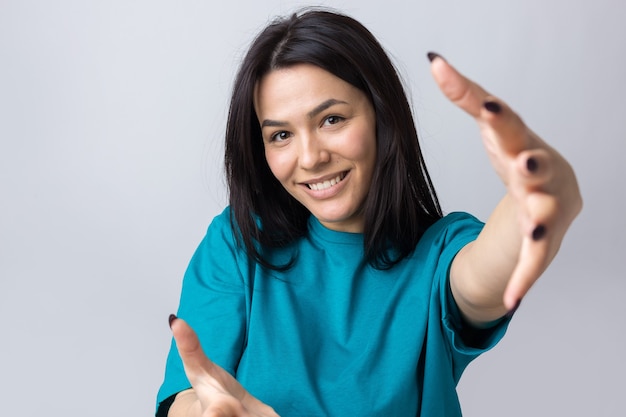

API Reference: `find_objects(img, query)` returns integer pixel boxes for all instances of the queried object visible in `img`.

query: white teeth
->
[308,174,344,191]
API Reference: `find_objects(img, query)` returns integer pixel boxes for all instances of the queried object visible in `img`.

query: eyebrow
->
[260,98,348,128]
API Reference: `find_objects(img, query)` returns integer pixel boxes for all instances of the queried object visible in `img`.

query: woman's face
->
[255,64,377,233]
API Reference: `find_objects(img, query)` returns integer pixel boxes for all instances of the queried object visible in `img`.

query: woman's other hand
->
[168,316,280,417]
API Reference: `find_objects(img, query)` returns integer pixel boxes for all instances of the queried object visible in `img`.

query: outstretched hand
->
[169,315,280,417]
[429,53,582,311]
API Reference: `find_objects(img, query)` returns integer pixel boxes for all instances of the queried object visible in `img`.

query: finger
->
[169,316,262,414]
[502,190,558,310]
[170,315,215,383]
[428,53,529,155]
[170,316,221,411]
[479,97,529,156]
[503,232,550,310]
[429,53,488,118]
[510,149,555,196]
[170,316,236,411]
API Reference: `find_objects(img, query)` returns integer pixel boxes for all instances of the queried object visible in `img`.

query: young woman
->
[156,9,581,417]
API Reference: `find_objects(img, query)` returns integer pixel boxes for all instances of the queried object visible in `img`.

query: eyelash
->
[270,131,292,142]
[323,115,345,126]
[268,115,345,142]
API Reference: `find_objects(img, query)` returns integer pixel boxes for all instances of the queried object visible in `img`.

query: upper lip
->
[300,171,348,185]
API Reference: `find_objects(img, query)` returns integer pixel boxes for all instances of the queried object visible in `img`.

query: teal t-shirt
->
[157,208,510,416]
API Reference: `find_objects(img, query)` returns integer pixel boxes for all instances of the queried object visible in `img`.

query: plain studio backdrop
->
[1,0,624,415]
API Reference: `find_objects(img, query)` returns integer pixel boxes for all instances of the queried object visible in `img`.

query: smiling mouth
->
[306,172,348,191]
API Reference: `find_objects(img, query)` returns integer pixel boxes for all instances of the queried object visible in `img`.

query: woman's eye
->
[323,115,344,126]
[271,131,291,142]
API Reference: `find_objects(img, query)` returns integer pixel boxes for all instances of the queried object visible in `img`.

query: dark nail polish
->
[526,157,538,173]
[168,314,177,328]
[532,225,547,241]
[484,100,502,114]
[427,51,443,62]
[505,299,522,319]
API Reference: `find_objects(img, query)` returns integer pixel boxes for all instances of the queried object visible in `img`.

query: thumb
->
[169,314,256,411]
[502,233,549,310]
[169,315,215,384]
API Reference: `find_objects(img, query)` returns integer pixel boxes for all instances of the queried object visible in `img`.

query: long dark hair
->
[224,8,442,270]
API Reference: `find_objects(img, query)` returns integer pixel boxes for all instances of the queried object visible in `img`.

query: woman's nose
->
[298,133,330,169]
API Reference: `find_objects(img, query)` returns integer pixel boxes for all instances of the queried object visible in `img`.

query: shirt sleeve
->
[434,212,512,382]
[156,208,250,410]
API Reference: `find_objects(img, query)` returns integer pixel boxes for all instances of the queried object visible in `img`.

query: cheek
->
[342,126,377,163]
[264,149,291,183]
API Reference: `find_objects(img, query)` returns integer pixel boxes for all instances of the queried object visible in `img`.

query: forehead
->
[254,64,365,117]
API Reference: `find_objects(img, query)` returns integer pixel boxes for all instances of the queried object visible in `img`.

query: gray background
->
[1,0,624,416]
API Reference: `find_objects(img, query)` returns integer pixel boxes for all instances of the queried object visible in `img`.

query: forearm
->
[451,194,535,325]
[168,389,202,417]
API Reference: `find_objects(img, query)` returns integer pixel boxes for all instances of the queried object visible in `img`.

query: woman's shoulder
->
[208,206,234,228]
[201,206,239,247]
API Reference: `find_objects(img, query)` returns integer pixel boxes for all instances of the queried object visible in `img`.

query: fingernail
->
[532,224,547,241]
[505,299,522,319]
[427,51,444,62]
[168,314,177,329]
[526,157,538,173]
[484,100,502,114]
